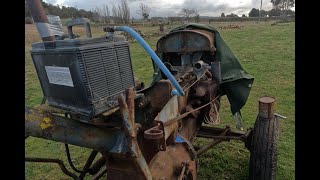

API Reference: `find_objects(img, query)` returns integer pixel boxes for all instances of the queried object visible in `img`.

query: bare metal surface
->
[102,106,120,116]
[178,163,187,180]
[154,95,179,140]
[274,113,287,119]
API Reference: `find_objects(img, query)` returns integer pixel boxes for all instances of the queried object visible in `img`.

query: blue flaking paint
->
[175,134,185,143]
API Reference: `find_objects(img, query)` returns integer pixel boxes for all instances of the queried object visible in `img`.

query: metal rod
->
[67,18,92,38]
[79,150,98,179]
[65,144,86,173]
[197,126,246,137]
[196,128,230,156]
[196,134,242,140]
[41,96,47,104]
[25,0,55,41]
[25,157,77,179]
[196,139,224,156]
[178,163,187,180]
[243,128,253,139]
[274,113,287,119]
[163,96,220,127]
[92,166,107,180]
[112,26,185,96]
[118,89,153,180]
[89,156,106,175]
[193,145,201,151]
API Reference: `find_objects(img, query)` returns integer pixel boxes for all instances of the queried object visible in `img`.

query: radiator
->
[30,36,135,119]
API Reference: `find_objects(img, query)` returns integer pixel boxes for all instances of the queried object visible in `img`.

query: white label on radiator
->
[45,66,74,87]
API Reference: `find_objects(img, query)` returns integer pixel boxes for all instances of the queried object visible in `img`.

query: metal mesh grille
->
[77,43,134,104]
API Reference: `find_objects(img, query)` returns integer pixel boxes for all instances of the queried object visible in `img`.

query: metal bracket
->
[67,18,92,39]
[144,121,167,151]
[118,88,153,180]
[274,113,287,119]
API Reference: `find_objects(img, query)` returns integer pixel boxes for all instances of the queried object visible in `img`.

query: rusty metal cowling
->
[156,29,216,53]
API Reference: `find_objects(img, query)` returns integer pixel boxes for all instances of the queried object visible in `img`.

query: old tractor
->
[25,0,282,179]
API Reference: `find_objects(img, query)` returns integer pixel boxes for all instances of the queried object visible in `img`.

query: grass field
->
[25,21,295,179]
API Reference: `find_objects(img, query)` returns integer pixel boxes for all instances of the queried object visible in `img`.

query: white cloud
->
[43,0,277,17]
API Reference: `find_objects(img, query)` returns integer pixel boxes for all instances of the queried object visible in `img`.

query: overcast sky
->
[44,0,291,18]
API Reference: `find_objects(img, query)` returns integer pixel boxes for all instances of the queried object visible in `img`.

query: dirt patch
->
[151,31,168,37]
[218,24,244,29]
[119,28,150,42]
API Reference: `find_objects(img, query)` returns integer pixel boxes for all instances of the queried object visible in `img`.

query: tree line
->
[247,8,294,17]
[92,0,130,24]
[25,0,131,24]
[25,0,96,19]
[249,0,294,17]
[26,0,294,24]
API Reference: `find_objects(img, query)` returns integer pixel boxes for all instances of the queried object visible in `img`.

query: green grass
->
[25,21,295,179]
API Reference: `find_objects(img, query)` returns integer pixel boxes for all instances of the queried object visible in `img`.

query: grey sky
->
[44,0,284,18]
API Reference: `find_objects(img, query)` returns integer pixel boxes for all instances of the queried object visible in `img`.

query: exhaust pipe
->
[25,0,56,41]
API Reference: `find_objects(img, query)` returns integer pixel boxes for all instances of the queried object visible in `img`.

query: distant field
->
[25,21,295,179]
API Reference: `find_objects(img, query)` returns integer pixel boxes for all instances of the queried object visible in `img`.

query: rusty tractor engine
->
[25,1,282,180]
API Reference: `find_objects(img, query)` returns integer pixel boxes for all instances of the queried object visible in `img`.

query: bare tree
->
[195,14,200,23]
[118,4,123,23]
[102,5,110,23]
[121,0,130,24]
[178,8,198,22]
[271,0,294,17]
[271,0,294,11]
[93,4,110,24]
[112,4,118,23]
[110,0,130,24]
[136,3,151,26]
[93,7,102,22]
[71,4,78,19]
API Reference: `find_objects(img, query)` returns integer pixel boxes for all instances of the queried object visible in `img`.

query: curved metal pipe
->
[112,26,185,96]
[25,0,56,41]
